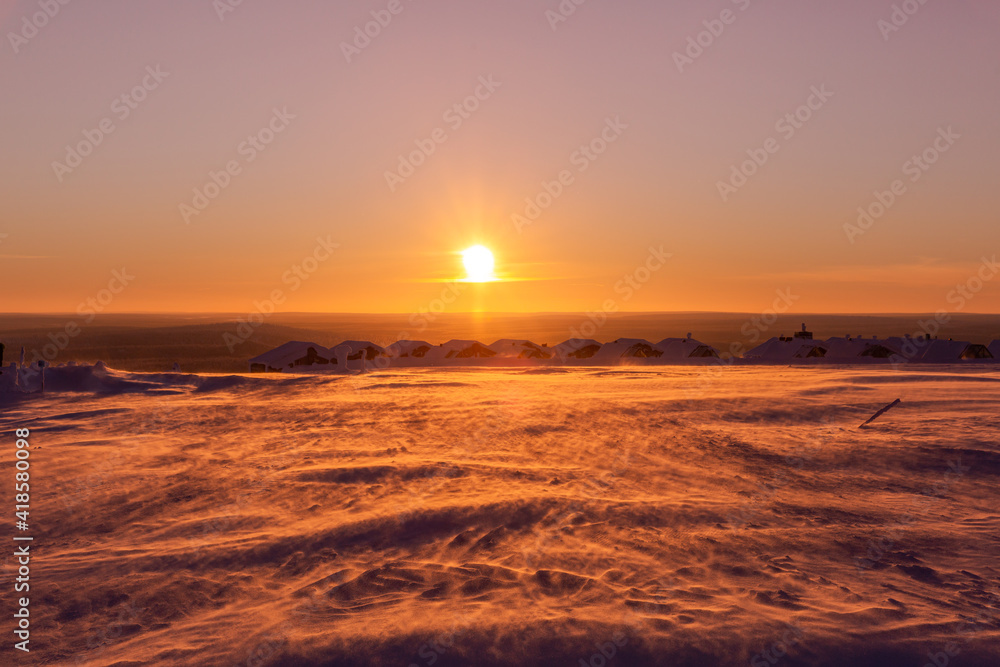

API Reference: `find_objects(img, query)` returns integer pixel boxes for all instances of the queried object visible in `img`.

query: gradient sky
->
[2,0,998,315]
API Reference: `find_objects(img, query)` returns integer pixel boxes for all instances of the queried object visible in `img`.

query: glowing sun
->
[461,245,496,282]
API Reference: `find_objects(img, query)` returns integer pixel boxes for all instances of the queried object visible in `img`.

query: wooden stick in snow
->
[860,398,901,429]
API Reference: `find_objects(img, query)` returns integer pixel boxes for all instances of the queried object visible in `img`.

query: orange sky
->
[1,0,998,315]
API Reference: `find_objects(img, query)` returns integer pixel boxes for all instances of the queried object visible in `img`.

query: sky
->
[1,0,999,315]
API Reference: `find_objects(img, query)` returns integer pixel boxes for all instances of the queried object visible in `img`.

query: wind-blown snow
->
[2,365,999,666]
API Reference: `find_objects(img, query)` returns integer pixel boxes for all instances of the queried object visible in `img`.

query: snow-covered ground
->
[2,365,999,666]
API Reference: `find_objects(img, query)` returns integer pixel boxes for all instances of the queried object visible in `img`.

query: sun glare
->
[461,245,496,282]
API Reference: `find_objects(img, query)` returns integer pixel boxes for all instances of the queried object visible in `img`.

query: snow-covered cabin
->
[554,338,603,360]
[655,334,720,361]
[882,336,925,363]
[249,342,333,373]
[745,332,995,364]
[915,339,993,363]
[425,340,497,361]
[592,338,662,361]
[881,336,994,363]
[743,324,827,362]
[384,340,434,359]
[488,339,552,359]
[331,341,386,361]
[821,336,900,361]
[742,337,827,362]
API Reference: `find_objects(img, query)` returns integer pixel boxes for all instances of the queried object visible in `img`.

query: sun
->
[461,245,496,282]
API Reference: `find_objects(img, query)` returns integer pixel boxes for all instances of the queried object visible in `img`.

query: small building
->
[384,340,434,359]
[593,338,662,361]
[743,323,829,362]
[488,339,552,359]
[883,336,931,363]
[822,336,900,361]
[655,334,720,360]
[881,336,994,363]
[248,342,333,373]
[917,339,994,363]
[332,341,386,361]
[554,338,603,360]
[743,337,827,362]
[426,340,497,360]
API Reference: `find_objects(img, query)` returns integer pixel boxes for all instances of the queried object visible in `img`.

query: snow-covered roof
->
[384,340,433,358]
[553,339,603,360]
[916,339,992,362]
[424,340,497,360]
[331,341,386,360]
[488,339,552,359]
[247,334,999,370]
[821,337,899,361]
[655,337,720,360]
[593,338,662,360]
[248,342,332,371]
[743,337,826,362]
[883,336,915,355]
[880,337,968,363]
[743,334,1000,364]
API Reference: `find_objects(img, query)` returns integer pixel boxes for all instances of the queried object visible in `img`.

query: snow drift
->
[5,365,1000,665]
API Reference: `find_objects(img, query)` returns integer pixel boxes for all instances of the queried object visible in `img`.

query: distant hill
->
[1,313,998,373]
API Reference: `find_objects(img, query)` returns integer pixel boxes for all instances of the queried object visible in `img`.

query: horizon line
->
[3,311,1000,318]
